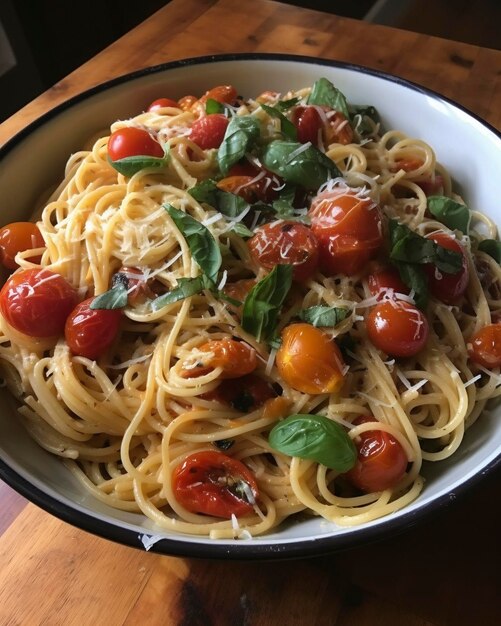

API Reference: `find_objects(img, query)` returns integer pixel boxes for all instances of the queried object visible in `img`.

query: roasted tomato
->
[194,85,238,113]
[323,111,354,145]
[0,222,45,270]
[366,300,429,358]
[172,450,258,518]
[345,416,408,492]
[468,324,501,369]
[178,95,197,111]
[292,105,323,145]
[203,373,276,411]
[0,268,77,337]
[115,267,155,305]
[189,114,229,150]
[217,174,278,203]
[107,127,164,161]
[424,232,469,304]
[223,278,256,316]
[147,98,180,111]
[65,298,122,359]
[180,338,257,379]
[309,187,383,276]
[276,323,346,394]
[367,267,409,300]
[248,221,319,282]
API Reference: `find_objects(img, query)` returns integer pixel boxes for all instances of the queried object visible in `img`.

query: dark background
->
[0,0,499,124]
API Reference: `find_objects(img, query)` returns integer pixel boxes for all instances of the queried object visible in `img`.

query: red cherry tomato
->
[276,323,346,394]
[180,338,257,379]
[172,450,258,518]
[345,416,408,493]
[248,221,319,282]
[117,266,155,305]
[202,373,276,410]
[189,114,229,149]
[292,105,322,145]
[0,268,77,337]
[367,268,409,300]
[147,98,179,111]
[217,175,274,203]
[0,222,45,270]
[468,324,501,369]
[65,298,122,359]
[310,188,383,276]
[366,300,429,357]
[107,127,164,161]
[424,232,469,304]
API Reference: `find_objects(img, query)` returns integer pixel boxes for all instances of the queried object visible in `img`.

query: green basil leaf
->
[165,204,222,282]
[269,414,356,472]
[242,265,293,343]
[274,97,300,112]
[214,439,234,451]
[394,262,429,310]
[150,276,208,311]
[349,104,380,136]
[478,239,501,264]
[298,306,349,327]
[427,196,471,234]
[261,140,341,190]
[108,145,169,177]
[206,98,224,114]
[217,115,261,175]
[307,77,350,119]
[389,220,462,274]
[90,283,128,310]
[260,104,298,141]
[217,191,249,219]
[233,223,255,239]
[188,179,219,206]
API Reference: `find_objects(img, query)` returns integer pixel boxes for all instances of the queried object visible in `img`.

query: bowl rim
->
[1,52,500,559]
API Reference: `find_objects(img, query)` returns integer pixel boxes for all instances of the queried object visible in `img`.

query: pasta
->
[1,79,500,540]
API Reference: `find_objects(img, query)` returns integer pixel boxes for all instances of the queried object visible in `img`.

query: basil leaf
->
[165,204,222,282]
[151,276,208,311]
[218,116,261,175]
[188,179,219,206]
[269,414,356,472]
[108,145,169,177]
[394,262,429,310]
[274,97,300,112]
[260,104,298,141]
[90,283,128,310]
[349,104,380,136]
[298,306,349,327]
[389,220,462,274]
[307,77,350,119]
[206,98,224,114]
[242,265,293,343]
[261,140,341,190]
[189,179,250,220]
[427,196,471,234]
[478,239,501,264]
[233,223,255,239]
[214,439,234,451]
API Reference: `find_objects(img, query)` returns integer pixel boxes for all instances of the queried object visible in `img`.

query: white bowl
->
[1,54,500,558]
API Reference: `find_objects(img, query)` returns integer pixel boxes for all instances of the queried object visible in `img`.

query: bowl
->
[1,53,500,559]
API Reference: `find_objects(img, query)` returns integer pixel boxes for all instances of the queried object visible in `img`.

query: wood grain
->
[0,1,500,624]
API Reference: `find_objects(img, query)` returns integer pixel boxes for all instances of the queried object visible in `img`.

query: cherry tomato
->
[200,85,238,106]
[116,266,155,305]
[223,278,256,316]
[0,222,45,270]
[248,221,319,282]
[468,324,501,368]
[424,232,469,304]
[178,95,197,111]
[417,174,444,196]
[345,416,408,493]
[173,450,258,518]
[65,298,122,359]
[202,374,276,410]
[292,106,322,145]
[107,127,163,161]
[217,174,278,203]
[189,114,229,150]
[367,267,409,300]
[147,98,179,111]
[323,111,354,145]
[276,323,346,394]
[310,188,383,276]
[0,268,77,337]
[366,300,429,357]
[391,158,424,173]
[180,338,257,379]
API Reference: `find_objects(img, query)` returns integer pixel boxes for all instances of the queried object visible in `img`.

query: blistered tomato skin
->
[367,268,409,300]
[292,105,323,145]
[425,232,469,304]
[468,324,501,369]
[180,338,257,379]
[0,269,77,337]
[65,298,122,359]
[0,222,45,270]
[107,127,164,160]
[276,323,346,394]
[147,98,179,111]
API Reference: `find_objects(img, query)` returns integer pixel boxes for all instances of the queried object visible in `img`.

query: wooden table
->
[1,1,500,624]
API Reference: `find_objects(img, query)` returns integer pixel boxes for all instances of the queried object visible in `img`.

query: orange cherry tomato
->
[292,105,322,145]
[65,298,122,359]
[192,85,238,116]
[424,232,469,304]
[223,278,256,316]
[367,267,409,300]
[323,111,354,145]
[345,416,408,493]
[390,158,424,173]
[107,127,163,161]
[147,98,180,111]
[180,338,257,379]
[276,323,346,394]
[216,174,278,203]
[0,222,45,270]
[248,221,319,282]
[309,187,383,276]
[189,114,229,150]
[178,95,197,111]
[202,373,276,411]
[468,324,501,369]
[366,300,429,357]
[173,450,258,518]
[0,268,77,337]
